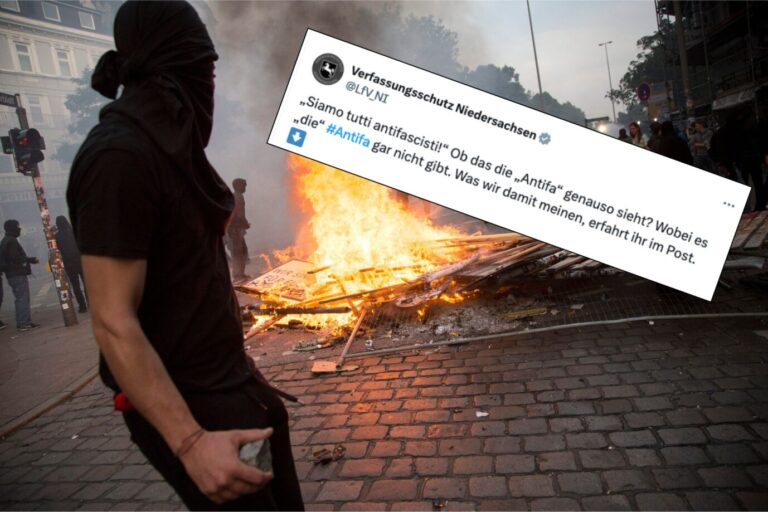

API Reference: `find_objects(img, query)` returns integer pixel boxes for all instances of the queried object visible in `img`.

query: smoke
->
[203,1,474,256]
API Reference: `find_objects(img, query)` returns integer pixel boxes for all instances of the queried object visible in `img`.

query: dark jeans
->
[6,275,31,328]
[123,377,304,511]
[230,233,248,277]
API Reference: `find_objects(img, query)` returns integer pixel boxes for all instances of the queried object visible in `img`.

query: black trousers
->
[123,377,305,511]
[66,268,87,311]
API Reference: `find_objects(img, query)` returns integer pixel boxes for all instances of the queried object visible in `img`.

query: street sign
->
[636,82,651,102]
[0,92,17,108]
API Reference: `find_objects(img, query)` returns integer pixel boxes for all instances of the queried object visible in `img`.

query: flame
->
[265,155,467,327]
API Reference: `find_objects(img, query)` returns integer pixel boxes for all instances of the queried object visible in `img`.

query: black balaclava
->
[4,219,21,237]
[88,0,232,233]
[55,215,72,234]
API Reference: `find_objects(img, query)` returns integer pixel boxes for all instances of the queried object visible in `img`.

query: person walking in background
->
[689,119,715,173]
[0,220,39,331]
[618,128,631,143]
[646,122,662,153]
[0,272,5,331]
[658,121,693,165]
[55,215,87,313]
[228,178,250,281]
[628,122,647,148]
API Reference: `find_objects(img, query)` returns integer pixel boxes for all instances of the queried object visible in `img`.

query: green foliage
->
[611,19,676,110]
[53,68,107,165]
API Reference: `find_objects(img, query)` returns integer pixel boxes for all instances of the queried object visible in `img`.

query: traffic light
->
[8,128,45,176]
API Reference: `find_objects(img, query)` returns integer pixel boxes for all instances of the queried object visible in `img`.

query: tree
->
[608,19,678,121]
[53,68,107,165]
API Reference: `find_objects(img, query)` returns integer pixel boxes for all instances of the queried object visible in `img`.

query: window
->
[26,95,44,124]
[42,2,60,22]
[78,11,95,30]
[56,49,71,76]
[14,42,33,72]
[0,1,20,12]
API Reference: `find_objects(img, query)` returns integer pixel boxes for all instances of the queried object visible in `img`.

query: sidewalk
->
[0,305,97,438]
[1,315,768,510]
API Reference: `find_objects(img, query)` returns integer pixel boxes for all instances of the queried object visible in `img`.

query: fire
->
[260,155,468,327]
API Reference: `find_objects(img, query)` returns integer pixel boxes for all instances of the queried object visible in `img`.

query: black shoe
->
[0,320,6,331]
[78,306,88,313]
[17,323,40,332]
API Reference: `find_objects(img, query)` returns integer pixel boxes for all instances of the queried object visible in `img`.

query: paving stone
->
[439,439,482,456]
[585,415,623,431]
[496,454,535,474]
[665,409,707,426]
[652,468,700,489]
[134,482,176,501]
[703,406,753,423]
[708,444,760,464]
[339,459,386,477]
[470,421,506,437]
[549,418,583,433]
[454,456,493,475]
[579,449,625,469]
[603,469,654,492]
[423,478,468,499]
[371,441,402,457]
[316,481,364,502]
[697,467,752,488]
[635,493,688,510]
[537,451,576,471]
[507,475,555,497]
[469,476,508,498]
[530,498,581,511]
[626,448,661,467]
[366,479,418,501]
[707,424,755,441]
[557,472,603,495]
[415,457,449,476]
[624,412,665,428]
[557,402,595,416]
[104,482,146,501]
[602,385,638,398]
[736,492,768,510]
[523,435,564,452]
[598,399,633,414]
[507,418,547,435]
[566,433,608,450]
[609,430,656,447]
[746,465,768,487]
[685,491,739,511]
[581,495,632,511]
[658,427,707,445]
[661,446,710,465]
[483,437,521,454]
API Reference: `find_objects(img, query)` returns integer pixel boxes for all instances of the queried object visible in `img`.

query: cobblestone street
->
[2,316,768,510]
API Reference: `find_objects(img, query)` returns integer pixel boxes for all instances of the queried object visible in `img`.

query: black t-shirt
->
[67,118,251,393]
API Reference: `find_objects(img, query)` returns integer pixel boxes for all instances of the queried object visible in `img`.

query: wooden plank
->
[546,256,586,274]
[744,211,768,249]
[731,213,763,249]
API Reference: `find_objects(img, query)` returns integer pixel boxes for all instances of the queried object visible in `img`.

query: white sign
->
[268,29,749,300]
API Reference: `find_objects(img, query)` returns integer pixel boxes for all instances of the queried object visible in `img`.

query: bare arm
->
[83,255,272,503]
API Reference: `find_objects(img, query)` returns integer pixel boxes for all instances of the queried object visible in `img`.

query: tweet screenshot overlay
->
[268,29,749,301]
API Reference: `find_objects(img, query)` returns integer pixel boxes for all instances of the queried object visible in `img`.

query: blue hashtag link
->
[326,123,336,134]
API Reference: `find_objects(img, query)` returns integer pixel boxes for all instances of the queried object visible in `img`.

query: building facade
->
[0,0,113,253]
[656,0,768,122]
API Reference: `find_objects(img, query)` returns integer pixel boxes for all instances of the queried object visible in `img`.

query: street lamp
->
[526,0,543,104]
[598,40,616,123]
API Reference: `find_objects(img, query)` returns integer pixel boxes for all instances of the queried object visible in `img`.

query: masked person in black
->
[66,2,303,509]
[54,216,87,313]
[0,220,39,331]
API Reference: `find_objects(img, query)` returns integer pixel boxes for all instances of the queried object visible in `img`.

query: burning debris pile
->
[236,156,619,358]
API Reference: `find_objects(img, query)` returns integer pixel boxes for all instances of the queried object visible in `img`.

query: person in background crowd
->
[647,122,662,153]
[618,128,631,143]
[66,1,303,510]
[658,121,693,165]
[709,112,739,181]
[0,270,5,331]
[55,215,88,313]
[628,122,647,148]
[0,220,39,331]
[689,119,715,173]
[733,109,765,211]
[228,178,250,281]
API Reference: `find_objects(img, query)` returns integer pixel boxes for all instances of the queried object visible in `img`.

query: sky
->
[402,0,660,119]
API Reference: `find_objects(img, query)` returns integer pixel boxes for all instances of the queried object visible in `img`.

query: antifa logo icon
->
[312,54,344,85]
